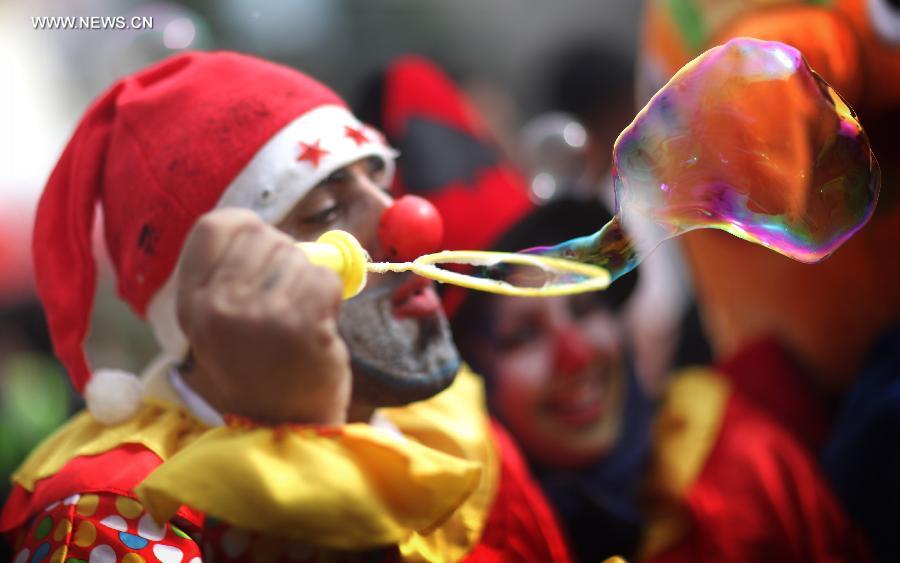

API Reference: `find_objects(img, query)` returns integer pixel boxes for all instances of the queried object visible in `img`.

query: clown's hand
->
[176,209,350,426]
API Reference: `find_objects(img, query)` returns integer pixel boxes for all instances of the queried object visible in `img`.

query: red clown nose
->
[378,195,444,261]
[553,325,596,377]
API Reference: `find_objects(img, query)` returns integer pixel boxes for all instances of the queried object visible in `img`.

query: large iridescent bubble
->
[529,37,880,282]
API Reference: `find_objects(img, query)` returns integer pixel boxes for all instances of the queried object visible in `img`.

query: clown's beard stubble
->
[337,280,461,411]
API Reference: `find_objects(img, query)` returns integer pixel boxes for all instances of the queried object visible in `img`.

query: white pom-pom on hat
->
[84,369,144,425]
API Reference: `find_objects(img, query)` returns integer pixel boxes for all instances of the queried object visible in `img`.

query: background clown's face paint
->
[485,292,628,468]
[528,37,880,282]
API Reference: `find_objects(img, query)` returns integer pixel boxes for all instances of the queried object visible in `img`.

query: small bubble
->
[163,17,196,50]
[531,173,557,201]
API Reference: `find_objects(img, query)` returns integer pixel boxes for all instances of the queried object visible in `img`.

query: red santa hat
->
[35,51,395,423]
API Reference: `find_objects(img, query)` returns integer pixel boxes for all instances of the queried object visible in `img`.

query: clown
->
[0,52,573,563]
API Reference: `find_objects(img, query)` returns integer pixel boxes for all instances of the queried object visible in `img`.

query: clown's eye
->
[364,156,389,190]
[869,0,900,45]
[303,203,340,225]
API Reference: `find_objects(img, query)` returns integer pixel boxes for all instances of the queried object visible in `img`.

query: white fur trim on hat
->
[217,104,397,224]
[85,368,144,425]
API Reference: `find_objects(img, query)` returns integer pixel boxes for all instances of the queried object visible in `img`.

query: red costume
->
[641,341,873,562]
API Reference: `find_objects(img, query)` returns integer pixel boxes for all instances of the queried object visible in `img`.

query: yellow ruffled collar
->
[14,367,498,562]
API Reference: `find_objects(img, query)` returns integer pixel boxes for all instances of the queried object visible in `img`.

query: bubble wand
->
[296,230,611,300]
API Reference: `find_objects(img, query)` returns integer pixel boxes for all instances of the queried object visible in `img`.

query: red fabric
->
[646,377,872,563]
[463,421,572,562]
[380,57,533,317]
[715,337,831,451]
[34,51,345,392]
[0,444,202,533]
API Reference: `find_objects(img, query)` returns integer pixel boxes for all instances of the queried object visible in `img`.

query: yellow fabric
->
[13,367,498,562]
[135,422,483,548]
[382,368,499,562]
[638,368,731,559]
[12,404,207,491]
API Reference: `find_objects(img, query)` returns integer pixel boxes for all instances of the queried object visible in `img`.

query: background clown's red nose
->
[553,325,596,377]
[378,195,444,262]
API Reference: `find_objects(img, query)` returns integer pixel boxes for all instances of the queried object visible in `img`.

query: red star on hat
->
[297,139,329,166]
[344,125,369,146]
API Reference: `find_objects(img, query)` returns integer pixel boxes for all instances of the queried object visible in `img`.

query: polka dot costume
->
[12,493,400,563]
[12,493,200,563]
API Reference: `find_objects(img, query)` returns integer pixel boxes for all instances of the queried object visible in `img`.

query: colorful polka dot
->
[53,519,72,542]
[75,495,98,517]
[118,532,148,550]
[152,544,184,563]
[49,545,67,563]
[64,559,87,563]
[30,542,50,563]
[34,517,53,541]
[73,521,96,548]
[62,494,80,506]
[122,554,145,563]
[137,514,165,541]
[98,515,127,532]
[87,544,115,563]
[169,525,191,541]
[13,548,30,563]
[114,496,143,519]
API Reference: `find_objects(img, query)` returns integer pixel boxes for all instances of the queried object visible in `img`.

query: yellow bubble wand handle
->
[295,230,369,299]
[297,230,611,300]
